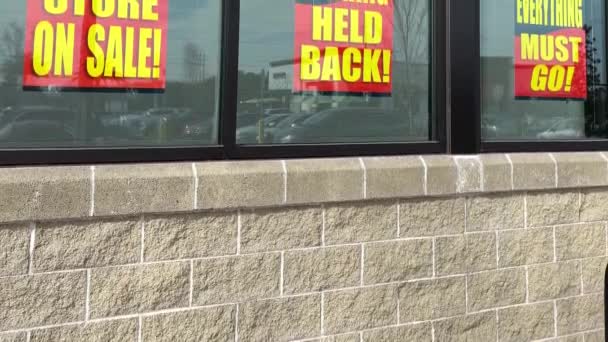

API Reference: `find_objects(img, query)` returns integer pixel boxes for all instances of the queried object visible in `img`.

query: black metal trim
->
[227,142,444,160]
[224,0,448,159]
[0,0,447,165]
[0,146,225,166]
[449,0,480,154]
[479,0,608,154]
[482,140,608,153]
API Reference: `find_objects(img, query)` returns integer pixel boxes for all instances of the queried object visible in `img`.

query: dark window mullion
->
[449,0,481,154]
[218,0,240,158]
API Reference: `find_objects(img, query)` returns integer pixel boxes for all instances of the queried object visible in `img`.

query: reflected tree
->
[0,22,24,106]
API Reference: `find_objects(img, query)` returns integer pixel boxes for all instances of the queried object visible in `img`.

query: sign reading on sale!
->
[23,0,168,91]
[514,0,587,100]
[293,0,394,95]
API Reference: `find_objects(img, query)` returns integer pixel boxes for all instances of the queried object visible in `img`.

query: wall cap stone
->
[0,152,606,223]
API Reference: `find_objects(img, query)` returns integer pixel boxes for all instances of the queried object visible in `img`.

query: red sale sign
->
[23,0,168,91]
[514,0,587,99]
[293,0,394,95]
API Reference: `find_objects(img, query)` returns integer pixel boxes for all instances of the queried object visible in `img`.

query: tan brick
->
[556,223,605,261]
[320,334,360,342]
[509,153,556,190]
[435,233,496,276]
[34,219,139,272]
[480,154,512,192]
[434,312,497,342]
[498,228,553,267]
[554,152,608,188]
[527,191,579,227]
[362,323,432,342]
[584,330,605,342]
[497,303,554,341]
[143,306,235,342]
[196,160,284,209]
[90,262,189,318]
[581,189,608,222]
[144,213,236,261]
[582,257,608,294]
[454,157,482,193]
[557,294,603,335]
[286,158,363,204]
[0,333,27,342]
[30,319,137,342]
[399,198,465,237]
[324,285,397,334]
[398,277,466,322]
[325,202,397,244]
[422,156,458,196]
[0,166,90,222]
[240,207,322,253]
[528,261,580,302]
[95,163,193,216]
[364,239,432,284]
[362,156,425,199]
[0,224,29,277]
[0,272,85,331]
[239,295,320,341]
[192,253,280,305]
[467,269,526,311]
[285,246,360,294]
[466,194,524,231]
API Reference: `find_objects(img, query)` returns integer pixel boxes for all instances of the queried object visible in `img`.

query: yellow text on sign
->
[300,45,391,83]
[312,7,383,44]
[530,64,576,92]
[32,21,75,77]
[43,0,159,21]
[87,24,162,79]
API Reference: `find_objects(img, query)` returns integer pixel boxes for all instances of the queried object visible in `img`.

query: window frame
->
[451,0,608,154]
[0,0,447,166]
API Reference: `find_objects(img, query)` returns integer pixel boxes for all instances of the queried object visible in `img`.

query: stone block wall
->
[0,153,606,341]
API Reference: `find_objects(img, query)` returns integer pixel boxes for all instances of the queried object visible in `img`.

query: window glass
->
[237,0,433,145]
[0,0,220,148]
[481,0,607,140]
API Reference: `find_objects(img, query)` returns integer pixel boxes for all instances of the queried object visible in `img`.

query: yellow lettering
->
[87,24,105,78]
[300,45,321,80]
[44,0,67,15]
[138,28,153,78]
[32,21,54,76]
[142,0,159,21]
[53,23,75,76]
[342,47,361,82]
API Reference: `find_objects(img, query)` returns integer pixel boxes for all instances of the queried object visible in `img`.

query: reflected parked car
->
[536,118,585,139]
[273,108,413,144]
[236,114,290,144]
[0,106,77,144]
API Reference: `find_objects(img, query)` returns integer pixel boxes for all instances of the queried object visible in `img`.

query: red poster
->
[293,0,394,95]
[23,0,168,91]
[514,2,587,99]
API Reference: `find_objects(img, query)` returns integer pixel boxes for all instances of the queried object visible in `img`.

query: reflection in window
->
[481,0,607,140]
[236,0,433,145]
[0,1,221,148]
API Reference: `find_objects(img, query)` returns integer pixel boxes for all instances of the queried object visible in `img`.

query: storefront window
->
[481,0,607,140]
[0,0,220,148]
[236,0,433,145]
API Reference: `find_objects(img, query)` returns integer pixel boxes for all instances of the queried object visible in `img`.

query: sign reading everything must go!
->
[514,0,587,100]
[293,0,394,95]
[23,0,168,91]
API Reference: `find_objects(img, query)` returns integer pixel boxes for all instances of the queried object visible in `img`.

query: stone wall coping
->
[1,152,607,223]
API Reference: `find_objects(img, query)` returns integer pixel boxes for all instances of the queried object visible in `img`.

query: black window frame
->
[0,0,447,166]
[450,0,608,154]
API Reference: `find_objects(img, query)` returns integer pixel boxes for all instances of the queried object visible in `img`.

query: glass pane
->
[481,0,607,140]
[237,0,433,145]
[0,0,220,148]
